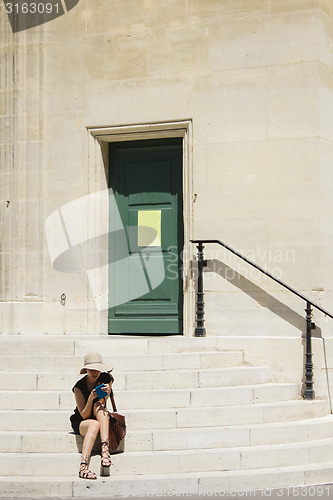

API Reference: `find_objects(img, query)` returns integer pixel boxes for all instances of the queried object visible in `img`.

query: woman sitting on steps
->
[70,351,114,479]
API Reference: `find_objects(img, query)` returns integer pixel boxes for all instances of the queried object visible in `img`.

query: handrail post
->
[194,241,206,337]
[303,301,315,400]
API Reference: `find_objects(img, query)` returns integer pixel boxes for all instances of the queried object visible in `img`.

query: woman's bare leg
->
[80,419,100,457]
[93,401,109,442]
[94,401,112,467]
[78,419,100,479]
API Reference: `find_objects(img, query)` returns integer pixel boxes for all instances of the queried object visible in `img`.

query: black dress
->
[69,372,113,435]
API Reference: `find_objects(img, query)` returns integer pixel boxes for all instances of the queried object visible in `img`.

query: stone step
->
[174,399,330,428]
[0,335,221,356]
[0,383,300,410]
[133,416,333,451]
[2,416,333,453]
[0,400,327,432]
[1,438,333,476]
[0,366,270,391]
[0,463,333,498]
[0,351,244,372]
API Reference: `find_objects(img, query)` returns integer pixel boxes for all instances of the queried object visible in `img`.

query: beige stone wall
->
[1,0,333,338]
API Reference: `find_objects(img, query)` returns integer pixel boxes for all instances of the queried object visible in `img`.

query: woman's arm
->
[74,387,96,420]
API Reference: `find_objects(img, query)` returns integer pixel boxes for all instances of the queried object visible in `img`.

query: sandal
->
[79,456,97,480]
[101,441,112,468]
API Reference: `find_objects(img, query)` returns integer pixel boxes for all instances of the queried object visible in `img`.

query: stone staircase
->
[0,335,333,498]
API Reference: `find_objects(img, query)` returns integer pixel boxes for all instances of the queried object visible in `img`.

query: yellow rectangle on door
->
[138,210,161,247]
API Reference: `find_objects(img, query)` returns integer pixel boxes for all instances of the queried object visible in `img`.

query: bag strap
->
[110,390,117,412]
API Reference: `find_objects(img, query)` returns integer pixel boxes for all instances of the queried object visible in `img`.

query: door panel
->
[108,141,183,334]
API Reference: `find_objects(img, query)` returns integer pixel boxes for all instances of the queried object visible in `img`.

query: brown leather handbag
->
[108,392,126,453]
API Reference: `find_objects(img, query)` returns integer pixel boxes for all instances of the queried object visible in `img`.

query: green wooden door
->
[108,140,183,334]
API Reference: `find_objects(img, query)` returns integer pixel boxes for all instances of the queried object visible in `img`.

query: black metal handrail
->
[191,239,333,400]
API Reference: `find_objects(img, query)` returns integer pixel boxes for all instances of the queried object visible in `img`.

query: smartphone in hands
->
[95,384,108,400]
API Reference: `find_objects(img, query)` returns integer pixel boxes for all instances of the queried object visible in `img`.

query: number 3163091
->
[5,3,60,14]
